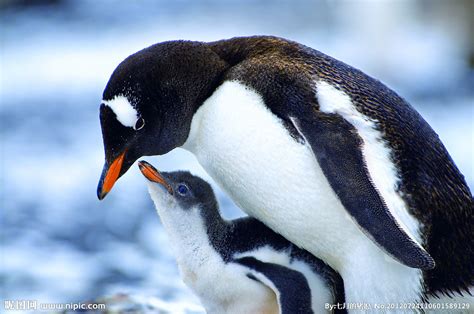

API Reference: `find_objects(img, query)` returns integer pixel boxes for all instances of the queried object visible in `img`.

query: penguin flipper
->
[289,114,435,270]
[233,257,314,314]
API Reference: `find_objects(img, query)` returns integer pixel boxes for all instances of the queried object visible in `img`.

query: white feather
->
[102,95,139,127]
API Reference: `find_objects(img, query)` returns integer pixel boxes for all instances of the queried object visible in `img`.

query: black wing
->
[290,114,435,270]
[234,257,314,314]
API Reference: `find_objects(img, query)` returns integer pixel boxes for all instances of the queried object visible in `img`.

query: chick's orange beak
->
[138,160,173,194]
[97,151,126,200]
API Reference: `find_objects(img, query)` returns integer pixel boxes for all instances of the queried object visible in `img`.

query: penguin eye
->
[133,117,145,130]
[177,184,189,196]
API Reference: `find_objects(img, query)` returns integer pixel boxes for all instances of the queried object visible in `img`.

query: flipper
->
[290,114,435,270]
[234,256,314,314]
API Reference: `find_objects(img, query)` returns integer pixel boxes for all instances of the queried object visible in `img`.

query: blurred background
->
[1,0,473,311]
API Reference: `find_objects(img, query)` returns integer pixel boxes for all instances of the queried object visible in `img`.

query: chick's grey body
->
[142,167,346,314]
[99,36,473,307]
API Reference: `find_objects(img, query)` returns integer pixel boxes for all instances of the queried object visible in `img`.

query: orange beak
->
[97,151,126,200]
[138,160,173,194]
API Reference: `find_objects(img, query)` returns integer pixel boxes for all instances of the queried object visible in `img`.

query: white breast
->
[189,261,279,314]
[182,80,425,306]
[183,80,362,266]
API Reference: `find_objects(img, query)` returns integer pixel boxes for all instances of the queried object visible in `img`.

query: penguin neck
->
[208,37,256,66]
[154,200,230,274]
[208,36,298,67]
[197,201,233,259]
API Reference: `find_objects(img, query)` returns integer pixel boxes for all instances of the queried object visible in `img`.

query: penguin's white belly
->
[183,81,426,306]
[183,81,363,267]
[184,261,279,314]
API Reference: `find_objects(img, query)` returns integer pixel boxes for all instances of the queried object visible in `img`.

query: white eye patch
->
[103,95,139,128]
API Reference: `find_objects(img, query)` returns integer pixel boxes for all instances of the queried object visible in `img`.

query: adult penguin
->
[96,36,473,307]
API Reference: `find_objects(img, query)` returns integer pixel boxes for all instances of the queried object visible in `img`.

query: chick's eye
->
[134,117,145,130]
[177,184,188,195]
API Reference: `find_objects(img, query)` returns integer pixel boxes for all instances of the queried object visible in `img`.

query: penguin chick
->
[138,161,346,314]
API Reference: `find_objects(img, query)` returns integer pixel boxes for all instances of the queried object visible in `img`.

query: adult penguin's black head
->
[97,41,228,199]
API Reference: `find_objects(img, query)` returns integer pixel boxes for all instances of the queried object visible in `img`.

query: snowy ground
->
[1,1,472,311]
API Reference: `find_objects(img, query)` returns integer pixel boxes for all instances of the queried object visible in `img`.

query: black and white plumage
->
[97,36,473,308]
[235,257,314,314]
[138,161,346,314]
